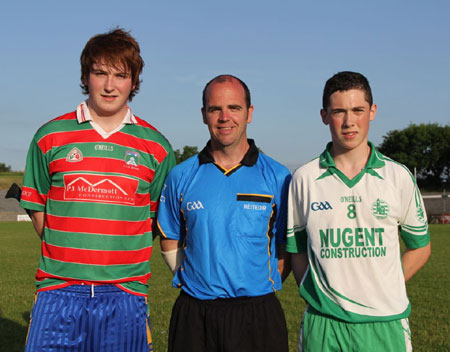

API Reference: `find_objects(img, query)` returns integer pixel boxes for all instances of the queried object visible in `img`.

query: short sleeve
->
[20,135,51,211]
[149,147,176,219]
[286,173,308,253]
[399,176,430,249]
[154,168,184,241]
[273,171,292,245]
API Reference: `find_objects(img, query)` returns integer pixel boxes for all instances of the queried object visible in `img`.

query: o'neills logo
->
[64,174,138,205]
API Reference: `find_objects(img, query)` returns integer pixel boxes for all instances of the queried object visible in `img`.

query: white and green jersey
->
[286,142,430,323]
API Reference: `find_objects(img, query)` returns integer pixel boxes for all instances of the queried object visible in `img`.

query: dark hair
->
[322,71,373,110]
[202,74,251,109]
[80,28,144,101]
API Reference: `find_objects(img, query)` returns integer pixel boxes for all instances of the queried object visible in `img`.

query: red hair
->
[80,28,144,101]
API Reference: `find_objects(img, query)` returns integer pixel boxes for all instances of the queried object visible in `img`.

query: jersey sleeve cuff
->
[401,228,430,249]
[19,200,45,212]
[153,219,182,241]
[152,219,166,238]
[286,228,308,253]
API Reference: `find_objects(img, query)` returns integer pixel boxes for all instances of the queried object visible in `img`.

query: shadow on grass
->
[0,312,29,352]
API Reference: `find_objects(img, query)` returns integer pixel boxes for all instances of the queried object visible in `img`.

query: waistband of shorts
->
[180,289,276,306]
[51,284,124,294]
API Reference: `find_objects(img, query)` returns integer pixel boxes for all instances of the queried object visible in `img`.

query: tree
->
[0,162,11,172]
[378,123,450,189]
[174,146,199,164]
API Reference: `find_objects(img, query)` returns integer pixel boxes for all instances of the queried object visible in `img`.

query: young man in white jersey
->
[286,71,431,351]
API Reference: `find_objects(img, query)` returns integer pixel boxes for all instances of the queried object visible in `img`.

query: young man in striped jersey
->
[155,75,291,352]
[286,71,431,351]
[20,28,175,352]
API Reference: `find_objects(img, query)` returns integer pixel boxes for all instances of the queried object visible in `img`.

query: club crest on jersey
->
[124,150,140,168]
[371,198,390,220]
[66,147,83,162]
[311,201,333,211]
[416,202,426,223]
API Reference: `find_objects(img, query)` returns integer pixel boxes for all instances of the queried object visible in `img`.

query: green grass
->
[0,172,23,190]
[405,225,450,351]
[0,222,40,352]
[0,223,448,351]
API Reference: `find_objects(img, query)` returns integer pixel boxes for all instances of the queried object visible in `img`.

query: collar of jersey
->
[318,141,385,188]
[198,139,259,171]
[76,100,137,124]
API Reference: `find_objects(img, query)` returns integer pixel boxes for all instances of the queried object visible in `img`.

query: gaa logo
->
[311,201,333,211]
[186,201,204,211]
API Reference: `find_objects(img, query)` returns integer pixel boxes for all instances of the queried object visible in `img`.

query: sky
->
[1,0,449,171]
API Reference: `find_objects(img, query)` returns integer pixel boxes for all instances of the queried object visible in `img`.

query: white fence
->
[423,193,449,224]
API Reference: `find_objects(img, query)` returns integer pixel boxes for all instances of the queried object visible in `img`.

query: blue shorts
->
[25,285,152,352]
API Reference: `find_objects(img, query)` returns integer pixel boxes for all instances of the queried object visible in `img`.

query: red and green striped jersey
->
[20,103,175,296]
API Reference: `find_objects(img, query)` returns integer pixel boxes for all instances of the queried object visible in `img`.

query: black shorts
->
[168,290,288,352]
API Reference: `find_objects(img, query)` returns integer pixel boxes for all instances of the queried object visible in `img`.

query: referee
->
[155,74,291,352]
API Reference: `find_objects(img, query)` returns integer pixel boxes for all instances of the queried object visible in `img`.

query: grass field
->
[0,172,23,190]
[0,223,448,352]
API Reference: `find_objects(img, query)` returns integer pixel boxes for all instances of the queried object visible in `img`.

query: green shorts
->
[299,307,412,352]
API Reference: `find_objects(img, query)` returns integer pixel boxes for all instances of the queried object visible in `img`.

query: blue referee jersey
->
[156,140,291,300]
